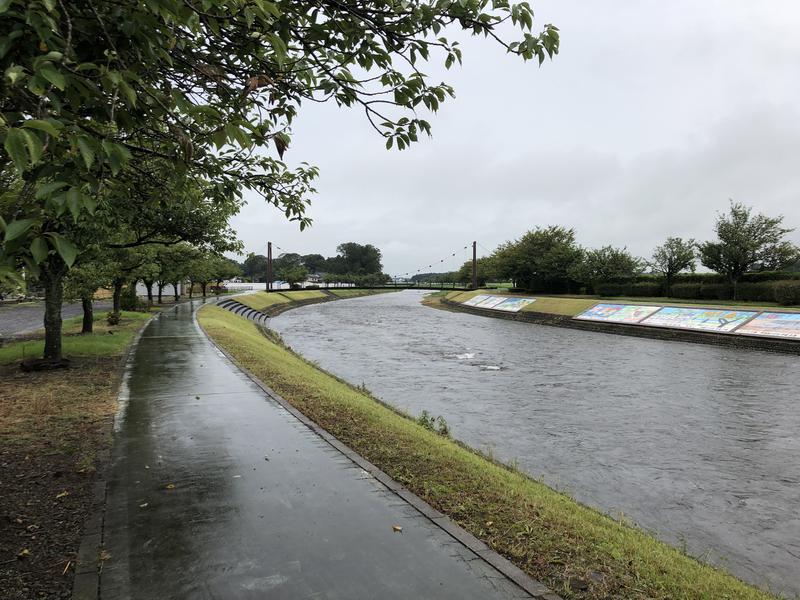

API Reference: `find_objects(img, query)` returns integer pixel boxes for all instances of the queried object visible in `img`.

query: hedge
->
[600,280,800,305]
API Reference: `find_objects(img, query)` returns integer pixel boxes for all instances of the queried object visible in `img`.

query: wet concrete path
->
[100,301,532,599]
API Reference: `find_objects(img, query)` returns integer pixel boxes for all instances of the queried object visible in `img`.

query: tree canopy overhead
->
[1,0,559,282]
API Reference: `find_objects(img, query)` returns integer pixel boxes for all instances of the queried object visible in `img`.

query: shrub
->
[699,283,732,300]
[773,281,800,306]
[417,410,450,437]
[735,282,775,302]
[594,281,663,297]
[106,311,121,326]
[671,283,702,299]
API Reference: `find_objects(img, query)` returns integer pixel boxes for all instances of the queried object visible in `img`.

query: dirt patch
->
[0,358,120,599]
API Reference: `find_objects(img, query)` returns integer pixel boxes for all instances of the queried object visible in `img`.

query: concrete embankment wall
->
[442,299,800,355]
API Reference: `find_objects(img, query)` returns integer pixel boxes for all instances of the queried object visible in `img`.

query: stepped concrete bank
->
[442,298,800,355]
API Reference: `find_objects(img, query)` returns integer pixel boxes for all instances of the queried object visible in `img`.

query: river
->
[270,290,800,595]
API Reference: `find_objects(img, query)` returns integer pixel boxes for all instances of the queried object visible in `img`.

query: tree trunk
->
[188,281,194,298]
[81,295,93,333]
[112,279,124,314]
[41,257,67,361]
[144,280,154,305]
[157,282,164,304]
[201,282,208,297]
[172,281,180,302]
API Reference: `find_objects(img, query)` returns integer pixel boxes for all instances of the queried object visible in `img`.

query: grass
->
[326,288,397,298]
[278,290,328,301]
[0,310,151,364]
[197,304,774,600]
[236,291,291,311]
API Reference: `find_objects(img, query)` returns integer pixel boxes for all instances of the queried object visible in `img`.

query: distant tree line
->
[455,202,800,304]
[240,242,389,287]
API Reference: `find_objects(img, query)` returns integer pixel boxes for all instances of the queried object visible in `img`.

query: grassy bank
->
[237,288,395,311]
[197,305,773,600]
[444,290,798,317]
[0,310,151,599]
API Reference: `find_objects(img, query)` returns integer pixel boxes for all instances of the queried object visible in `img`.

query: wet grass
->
[0,311,151,364]
[326,288,397,298]
[278,290,328,301]
[197,304,775,600]
[236,291,291,311]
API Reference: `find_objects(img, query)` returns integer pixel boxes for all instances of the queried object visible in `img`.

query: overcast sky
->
[230,1,800,276]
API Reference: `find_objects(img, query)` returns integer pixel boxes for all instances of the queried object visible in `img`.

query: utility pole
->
[471,240,478,289]
[266,241,273,291]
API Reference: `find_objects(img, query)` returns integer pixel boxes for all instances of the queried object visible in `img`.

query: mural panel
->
[575,303,661,324]
[640,307,757,332]
[736,312,800,339]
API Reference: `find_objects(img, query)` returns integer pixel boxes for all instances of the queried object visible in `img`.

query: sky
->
[229,1,800,276]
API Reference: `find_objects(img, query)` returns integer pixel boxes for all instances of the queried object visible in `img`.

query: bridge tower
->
[471,241,477,289]
[266,241,273,291]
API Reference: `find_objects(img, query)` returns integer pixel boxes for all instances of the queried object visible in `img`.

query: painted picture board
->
[640,306,757,332]
[474,295,511,309]
[575,303,661,324]
[493,297,536,312]
[736,312,800,339]
[463,294,490,307]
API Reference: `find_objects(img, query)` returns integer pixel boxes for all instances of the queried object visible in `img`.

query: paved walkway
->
[100,301,534,599]
[0,300,112,337]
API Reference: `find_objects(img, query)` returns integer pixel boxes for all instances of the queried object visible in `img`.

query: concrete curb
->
[71,311,160,600]
[441,298,800,355]
[197,306,562,600]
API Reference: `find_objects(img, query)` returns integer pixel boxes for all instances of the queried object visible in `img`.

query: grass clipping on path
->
[197,305,773,600]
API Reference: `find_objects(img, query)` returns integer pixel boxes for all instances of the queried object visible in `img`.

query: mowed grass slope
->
[236,291,291,311]
[197,305,773,600]
[278,290,327,301]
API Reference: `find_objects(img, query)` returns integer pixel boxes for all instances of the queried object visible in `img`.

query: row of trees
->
[242,242,385,286]
[454,202,800,297]
[1,1,557,363]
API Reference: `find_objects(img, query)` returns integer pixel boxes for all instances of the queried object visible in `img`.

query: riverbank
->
[233,288,397,316]
[431,291,800,354]
[197,303,774,600]
[0,311,151,599]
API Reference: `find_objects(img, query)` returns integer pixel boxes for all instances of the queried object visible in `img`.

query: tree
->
[332,243,383,275]
[1,0,558,283]
[63,257,113,333]
[698,202,800,295]
[277,264,308,288]
[302,254,327,274]
[493,226,582,291]
[242,253,268,282]
[569,246,645,290]
[650,237,696,293]
[456,258,496,287]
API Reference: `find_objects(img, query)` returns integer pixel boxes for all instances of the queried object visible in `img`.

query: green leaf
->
[39,65,66,90]
[76,137,95,169]
[49,234,77,267]
[3,128,27,172]
[35,181,69,199]
[30,237,49,263]
[0,0,12,15]
[66,187,81,219]
[20,129,43,164]
[3,218,35,242]
[22,119,62,138]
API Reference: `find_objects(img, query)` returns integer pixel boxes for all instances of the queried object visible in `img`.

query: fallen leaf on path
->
[55,490,69,499]
[392,525,403,534]
[139,503,148,508]
[165,483,175,490]
[99,550,111,562]
[17,548,31,559]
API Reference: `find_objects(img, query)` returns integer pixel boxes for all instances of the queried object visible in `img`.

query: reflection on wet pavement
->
[101,300,532,599]
[272,291,800,596]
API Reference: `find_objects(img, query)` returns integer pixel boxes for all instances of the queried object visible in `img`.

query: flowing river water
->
[270,291,800,595]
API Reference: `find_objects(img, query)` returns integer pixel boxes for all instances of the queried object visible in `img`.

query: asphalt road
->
[0,300,113,337]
